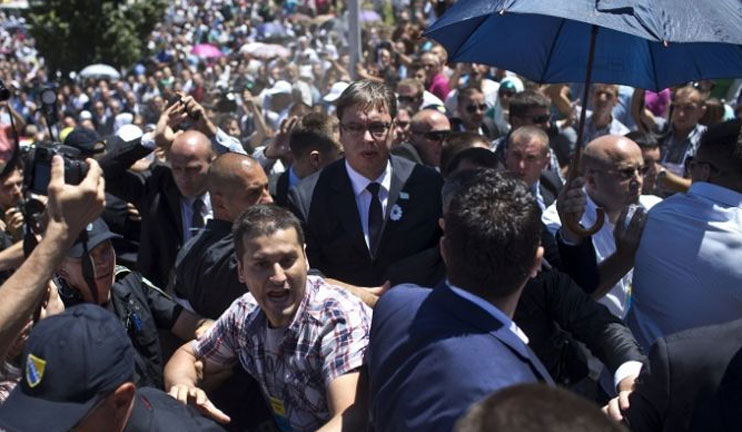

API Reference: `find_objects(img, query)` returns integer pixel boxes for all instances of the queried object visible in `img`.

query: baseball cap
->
[0,304,136,432]
[266,80,293,96]
[323,81,349,103]
[63,127,105,157]
[67,218,122,258]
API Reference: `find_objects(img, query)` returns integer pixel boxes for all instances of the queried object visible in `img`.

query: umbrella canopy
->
[191,43,223,58]
[425,0,742,91]
[239,42,291,59]
[79,64,120,80]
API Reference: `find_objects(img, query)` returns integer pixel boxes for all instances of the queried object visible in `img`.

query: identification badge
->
[269,396,292,432]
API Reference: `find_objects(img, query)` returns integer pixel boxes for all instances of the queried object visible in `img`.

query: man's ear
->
[438,217,445,231]
[110,382,136,427]
[529,246,544,279]
[303,244,310,271]
[438,236,448,266]
[236,256,246,284]
[308,150,322,169]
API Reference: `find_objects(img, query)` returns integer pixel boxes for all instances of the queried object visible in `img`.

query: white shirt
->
[542,192,661,318]
[345,160,392,251]
[627,182,742,350]
[179,193,213,242]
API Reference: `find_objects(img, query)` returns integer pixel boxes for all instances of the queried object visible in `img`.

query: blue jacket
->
[368,283,554,432]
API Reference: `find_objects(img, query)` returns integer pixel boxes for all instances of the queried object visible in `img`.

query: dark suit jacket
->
[269,170,291,208]
[625,318,742,432]
[288,156,443,287]
[368,283,553,432]
[539,169,563,208]
[100,140,183,288]
[383,247,643,385]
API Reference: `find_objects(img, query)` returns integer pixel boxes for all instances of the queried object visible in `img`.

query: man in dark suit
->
[368,169,553,432]
[504,126,563,210]
[604,318,742,432]
[288,80,443,287]
[100,129,216,288]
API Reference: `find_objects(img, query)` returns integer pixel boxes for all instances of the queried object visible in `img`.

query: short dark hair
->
[445,146,499,178]
[509,90,550,119]
[335,80,397,122]
[624,131,659,150]
[233,205,305,260]
[697,119,742,181]
[455,384,627,432]
[444,169,541,298]
[440,132,491,177]
[289,112,339,158]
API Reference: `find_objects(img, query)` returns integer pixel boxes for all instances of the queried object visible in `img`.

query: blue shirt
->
[628,182,742,350]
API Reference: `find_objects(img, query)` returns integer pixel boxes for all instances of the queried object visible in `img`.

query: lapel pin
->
[390,204,403,221]
[399,192,410,200]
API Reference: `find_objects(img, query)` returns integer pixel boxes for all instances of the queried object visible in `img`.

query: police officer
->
[55,218,210,388]
[0,304,227,431]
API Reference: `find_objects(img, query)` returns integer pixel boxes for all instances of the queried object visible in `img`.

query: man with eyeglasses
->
[450,87,501,140]
[396,78,444,115]
[627,119,742,351]
[542,135,661,320]
[393,109,451,168]
[288,80,443,287]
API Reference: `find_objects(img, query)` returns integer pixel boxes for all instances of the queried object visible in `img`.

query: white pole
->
[348,0,361,80]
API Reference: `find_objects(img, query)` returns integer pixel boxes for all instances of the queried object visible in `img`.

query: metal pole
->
[348,0,361,81]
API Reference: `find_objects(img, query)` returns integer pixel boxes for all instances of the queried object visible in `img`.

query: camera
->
[214,90,238,113]
[24,142,89,195]
[0,79,10,102]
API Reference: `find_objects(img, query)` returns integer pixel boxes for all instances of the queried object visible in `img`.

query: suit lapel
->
[330,162,368,256]
[375,156,413,256]
[432,282,554,384]
[164,177,184,244]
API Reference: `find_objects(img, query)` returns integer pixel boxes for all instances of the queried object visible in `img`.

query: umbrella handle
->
[565,24,605,237]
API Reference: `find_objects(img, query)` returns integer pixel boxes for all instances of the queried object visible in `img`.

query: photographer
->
[0,155,105,362]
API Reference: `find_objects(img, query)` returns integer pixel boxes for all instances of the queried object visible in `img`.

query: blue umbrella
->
[425,0,742,91]
[425,0,742,235]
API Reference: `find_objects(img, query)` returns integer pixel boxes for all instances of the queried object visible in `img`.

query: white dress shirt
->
[542,191,661,318]
[345,160,392,251]
[627,182,742,350]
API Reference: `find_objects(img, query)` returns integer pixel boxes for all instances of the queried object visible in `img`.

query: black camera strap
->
[79,230,99,305]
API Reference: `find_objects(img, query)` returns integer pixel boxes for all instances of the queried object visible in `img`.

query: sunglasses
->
[398,95,421,104]
[414,130,451,141]
[604,165,651,180]
[465,103,486,114]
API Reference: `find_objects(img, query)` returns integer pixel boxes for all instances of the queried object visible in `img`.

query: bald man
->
[101,129,220,288]
[542,135,662,319]
[173,153,272,318]
[393,109,451,168]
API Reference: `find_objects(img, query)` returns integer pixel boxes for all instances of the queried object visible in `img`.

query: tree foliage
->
[28,0,167,76]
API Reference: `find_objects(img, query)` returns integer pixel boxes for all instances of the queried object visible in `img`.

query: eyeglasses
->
[465,103,486,114]
[398,95,421,104]
[602,165,651,180]
[396,120,410,128]
[594,90,616,99]
[340,122,392,139]
[413,129,451,141]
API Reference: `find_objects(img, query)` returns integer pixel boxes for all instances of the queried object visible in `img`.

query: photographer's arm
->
[0,240,24,272]
[0,157,105,361]
[177,93,247,155]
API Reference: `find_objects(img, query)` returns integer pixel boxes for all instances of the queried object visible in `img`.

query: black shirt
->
[59,266,183,388]
[124,387,227,431]
[173,219,246,320]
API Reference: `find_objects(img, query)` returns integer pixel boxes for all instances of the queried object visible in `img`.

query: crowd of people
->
[0,0,741,431]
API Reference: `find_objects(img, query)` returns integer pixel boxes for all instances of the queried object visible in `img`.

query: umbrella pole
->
[566,24,605,236]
